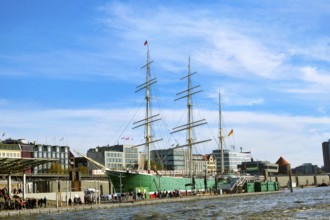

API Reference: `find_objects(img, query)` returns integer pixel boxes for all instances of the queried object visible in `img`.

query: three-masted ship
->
[104,42,216,197]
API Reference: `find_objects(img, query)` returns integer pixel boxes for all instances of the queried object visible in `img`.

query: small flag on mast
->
[144,40,148,46]
[228,129,234,137]
[1,133,4,137]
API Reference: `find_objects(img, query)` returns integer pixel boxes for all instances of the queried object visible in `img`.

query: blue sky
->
[1,0,330,167]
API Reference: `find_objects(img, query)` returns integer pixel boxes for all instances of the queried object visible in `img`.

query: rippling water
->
[10,187,330,219]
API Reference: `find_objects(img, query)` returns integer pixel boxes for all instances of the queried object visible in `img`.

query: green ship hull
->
[106,170,216,196]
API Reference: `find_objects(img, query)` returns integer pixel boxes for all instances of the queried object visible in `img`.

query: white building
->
[87,144,142,172]
[213,149,251,173]
[0,144,21,158]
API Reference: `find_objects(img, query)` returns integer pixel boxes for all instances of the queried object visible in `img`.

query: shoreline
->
[0,191,282,218]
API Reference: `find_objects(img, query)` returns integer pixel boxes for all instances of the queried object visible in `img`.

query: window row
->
[106,158,123,163]
[0,152,20,158]
[105,152,123,158]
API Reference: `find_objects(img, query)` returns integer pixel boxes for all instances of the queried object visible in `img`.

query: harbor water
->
[8,187,330,219]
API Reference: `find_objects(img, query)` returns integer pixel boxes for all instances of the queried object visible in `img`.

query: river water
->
[10,187,330,219]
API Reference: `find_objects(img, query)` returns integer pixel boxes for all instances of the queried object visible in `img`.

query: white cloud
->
[2,1,330,169]
[197,30,284,78]
[300,66,330,85]
[1,100,328,167]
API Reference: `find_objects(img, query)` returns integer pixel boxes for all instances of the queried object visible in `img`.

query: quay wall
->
[296,175,315,186]
[1,174,329,195]
[275,174,329,188]
[0,179,110,196]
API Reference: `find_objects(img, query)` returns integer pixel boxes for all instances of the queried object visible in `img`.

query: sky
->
[1,0,330,168]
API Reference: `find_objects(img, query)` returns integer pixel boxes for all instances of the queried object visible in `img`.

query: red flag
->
[144,40,148,46]
[228,129,234,137]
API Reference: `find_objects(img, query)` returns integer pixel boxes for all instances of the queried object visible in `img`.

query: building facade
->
[204,154,216,176]
[292,163,320,175]
[276,156,291,175]
[322,140,330,173]
[238,160,279,176]
[87,145,140,172]
[151,149,209,177]
[191,154,207,177]
[213,149,251,173]
[33,144,70,173]
[1,138,71,174]
[150,148,185,171]
[0,144,21,158]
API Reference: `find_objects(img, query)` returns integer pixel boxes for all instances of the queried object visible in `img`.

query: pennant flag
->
[228,129,234,137]
[59,137,64,141]
[144,40,148,46]
[2,133,5,137]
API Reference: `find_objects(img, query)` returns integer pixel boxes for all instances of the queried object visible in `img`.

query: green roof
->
[0,144,21,150]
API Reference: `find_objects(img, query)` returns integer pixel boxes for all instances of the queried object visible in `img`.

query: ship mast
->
[187,58,194,177]
[133,41,162,172]
[172,57,211,178]
[219,92,224,174]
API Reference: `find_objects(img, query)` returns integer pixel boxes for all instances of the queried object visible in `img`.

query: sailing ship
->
[74,43,281,196]
[101,43,216,198]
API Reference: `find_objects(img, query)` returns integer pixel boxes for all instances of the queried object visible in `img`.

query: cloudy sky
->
[1,0,330,167]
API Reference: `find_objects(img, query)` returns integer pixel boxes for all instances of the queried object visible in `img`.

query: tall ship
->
[75,43,280,197]
[86,42,217,198]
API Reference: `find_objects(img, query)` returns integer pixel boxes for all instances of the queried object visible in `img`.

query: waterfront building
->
[150,148,185,171]
[75,156,88,168]
[1,138,72,173]
[192,154,207,177]
[238,160,279,176]
[322,140,330,173]
[292,163,320,175]
[87,144,141,172]
[204,154,216,176]
[0,143,21,158]
[213,149,251,173]
[150,149,209,176]
[276,156,291,175]
[32,144,70,173]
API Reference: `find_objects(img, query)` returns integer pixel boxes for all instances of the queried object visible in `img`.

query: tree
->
[77,165,88,175]
[48,162,64,174]
[144,160,162,171]
[64,166,74,174]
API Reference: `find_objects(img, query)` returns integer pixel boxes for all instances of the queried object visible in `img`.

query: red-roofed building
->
[276,156,291,174]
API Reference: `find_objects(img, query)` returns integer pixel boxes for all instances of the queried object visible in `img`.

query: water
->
[9,187,330,219]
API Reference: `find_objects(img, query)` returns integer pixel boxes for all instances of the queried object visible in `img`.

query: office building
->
[322,140,330,173]
[1,138,72,173]
[213,149,251,173]
[238,160,279,176]
[87,144,142,172]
